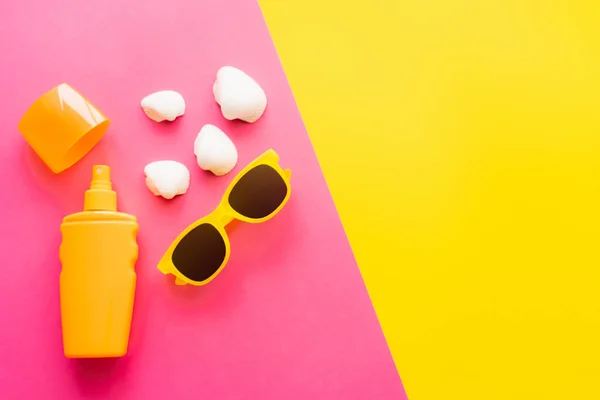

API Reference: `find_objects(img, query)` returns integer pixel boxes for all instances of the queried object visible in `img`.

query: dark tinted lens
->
[229,164,288,219]
[171,223,226,282]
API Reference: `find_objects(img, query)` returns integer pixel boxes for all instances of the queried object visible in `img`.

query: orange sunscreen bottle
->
[59,165,139,358]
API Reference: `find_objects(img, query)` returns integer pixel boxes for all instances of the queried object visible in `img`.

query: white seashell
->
[213,66,267,123]
[144,160,190,199]
[193,124,238,176]
[141,90,186,122]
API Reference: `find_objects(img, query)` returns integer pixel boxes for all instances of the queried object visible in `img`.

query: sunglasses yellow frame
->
[157,149,291,286]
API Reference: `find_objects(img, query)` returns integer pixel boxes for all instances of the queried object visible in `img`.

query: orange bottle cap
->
[18,83,110,173]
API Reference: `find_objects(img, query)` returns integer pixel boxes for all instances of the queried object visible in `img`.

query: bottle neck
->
[84,189,117,211]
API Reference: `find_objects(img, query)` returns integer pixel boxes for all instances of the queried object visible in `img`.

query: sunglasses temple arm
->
[157,259,170,274]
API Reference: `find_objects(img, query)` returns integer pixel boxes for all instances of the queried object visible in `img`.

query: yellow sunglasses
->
[157,149,291,286]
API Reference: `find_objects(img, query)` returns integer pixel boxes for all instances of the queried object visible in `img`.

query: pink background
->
[0,0,406,399]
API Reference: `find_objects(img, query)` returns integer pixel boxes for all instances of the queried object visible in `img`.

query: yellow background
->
[260,1,600,399]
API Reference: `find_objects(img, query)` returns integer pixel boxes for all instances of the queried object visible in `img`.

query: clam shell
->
[144,160,190,199]
[194,124,238,176]
[141,90,186,122]
[213,66,267,123]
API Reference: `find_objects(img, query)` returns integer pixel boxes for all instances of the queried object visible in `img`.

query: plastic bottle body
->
[60,211,138,358]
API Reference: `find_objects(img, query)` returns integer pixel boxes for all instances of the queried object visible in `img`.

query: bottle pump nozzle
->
[84,165,117,211]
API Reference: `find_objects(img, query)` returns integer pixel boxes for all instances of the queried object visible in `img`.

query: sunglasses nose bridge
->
[214,203,234,226]
[220,214,234,226]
